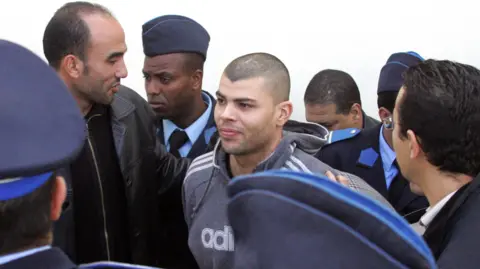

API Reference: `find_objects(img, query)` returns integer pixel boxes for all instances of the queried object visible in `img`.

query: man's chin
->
[222,143,248,156]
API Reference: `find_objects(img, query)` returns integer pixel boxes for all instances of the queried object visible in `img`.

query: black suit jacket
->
[155,91,216,269]
[2,247,76,269]
[423,174,480,268]
[316,124,428,223]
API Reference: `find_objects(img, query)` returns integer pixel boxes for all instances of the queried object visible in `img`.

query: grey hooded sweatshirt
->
[182,120,392,269]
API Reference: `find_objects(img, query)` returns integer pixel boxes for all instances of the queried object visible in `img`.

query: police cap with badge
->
[226,170,438,269]
[142,14,210,59]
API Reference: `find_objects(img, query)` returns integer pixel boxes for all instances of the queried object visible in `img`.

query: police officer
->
[142,15,217,159]
[316,51,429,223]
[0,40,84,268]
[142,14,217,268]
[0,39,165,269]
[303,69,379,131]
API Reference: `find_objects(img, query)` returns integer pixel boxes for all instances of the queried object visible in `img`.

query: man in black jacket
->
[392,59,480,268]
[42,2,190,267]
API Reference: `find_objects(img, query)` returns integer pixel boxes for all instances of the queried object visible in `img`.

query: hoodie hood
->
[210,119,330,174]
[282,120,329,155]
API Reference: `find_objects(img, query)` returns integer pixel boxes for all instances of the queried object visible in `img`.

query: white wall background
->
[1,0,478,120]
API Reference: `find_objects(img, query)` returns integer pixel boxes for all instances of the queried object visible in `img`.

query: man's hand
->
[325,171,349,186]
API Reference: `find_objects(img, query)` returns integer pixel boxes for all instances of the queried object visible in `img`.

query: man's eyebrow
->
[142,70,172,76]
[107,51,125,60]
[215,91,256,103]
[215,91,225,98]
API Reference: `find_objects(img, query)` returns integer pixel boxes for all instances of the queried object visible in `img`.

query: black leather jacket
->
[53,86,191,266]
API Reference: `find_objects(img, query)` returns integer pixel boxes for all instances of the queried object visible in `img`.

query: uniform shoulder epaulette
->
[326,128,361,145]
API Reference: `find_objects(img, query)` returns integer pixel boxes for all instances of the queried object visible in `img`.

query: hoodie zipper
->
[86,114,111,260]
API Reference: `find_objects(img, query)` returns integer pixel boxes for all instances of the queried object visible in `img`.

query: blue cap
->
[0,40,85,201]
[377,51,424,94]
[227,170,437,269]
[142,15,210,59]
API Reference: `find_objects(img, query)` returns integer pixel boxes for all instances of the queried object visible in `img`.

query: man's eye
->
[239,103,251,108]
[160,77,171,84]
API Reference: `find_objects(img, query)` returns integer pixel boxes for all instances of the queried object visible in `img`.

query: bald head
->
[223,52,290,103]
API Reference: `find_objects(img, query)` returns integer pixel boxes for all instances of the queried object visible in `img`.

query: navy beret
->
[377,51,424,94]
[142,15,210,59]
[0,39,85,200]
[227,170,437,269]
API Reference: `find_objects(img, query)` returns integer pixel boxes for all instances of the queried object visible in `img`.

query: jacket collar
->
[111,91,136,121]
[109,90,136,157]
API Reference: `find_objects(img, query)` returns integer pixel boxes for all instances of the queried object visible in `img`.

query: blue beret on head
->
[0,40,85,201]
[142,15,210,59]
[377,51,424,94]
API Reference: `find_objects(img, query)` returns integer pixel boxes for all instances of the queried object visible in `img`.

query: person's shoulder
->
[116,85,148,106]
[327,128,361,145]
[317,127,362,157]
[114,84,155,119]
[184,151,216,188]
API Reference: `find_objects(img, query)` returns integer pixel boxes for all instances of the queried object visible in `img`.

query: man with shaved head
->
[182,52,391,269]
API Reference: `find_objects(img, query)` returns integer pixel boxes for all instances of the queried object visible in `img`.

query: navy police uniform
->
[143,14,216,159]
[0,40,164,269]
[226,170,437,269]
[316,52,429,223]
[0,40,84,269]
[143,15,216,269]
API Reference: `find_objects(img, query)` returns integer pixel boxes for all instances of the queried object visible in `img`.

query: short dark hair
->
[377,91,398,112]
[0,174,56,255]
[304,69,361,114]
[398,59,480,176]
[223,52,290,102]
[182,53,205,73]
[43,1,113,69]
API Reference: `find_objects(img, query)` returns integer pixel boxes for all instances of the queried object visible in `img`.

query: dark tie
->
[169,129,188,158]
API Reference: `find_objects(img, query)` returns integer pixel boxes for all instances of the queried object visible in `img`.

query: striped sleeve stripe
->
[189,152,214,169]
[185,162,214,181]
[289,156,312,174]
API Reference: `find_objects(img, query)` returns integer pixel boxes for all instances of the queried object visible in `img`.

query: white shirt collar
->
[420,191,457,228]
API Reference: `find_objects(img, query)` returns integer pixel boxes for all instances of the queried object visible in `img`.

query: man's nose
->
[116,60,128,79]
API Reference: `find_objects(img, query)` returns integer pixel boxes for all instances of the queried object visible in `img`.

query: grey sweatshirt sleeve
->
[334,169,394,210]
[293,150,394,210]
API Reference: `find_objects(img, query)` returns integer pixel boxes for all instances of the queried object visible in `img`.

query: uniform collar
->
[163,91,213,144]
[379,125,396,170]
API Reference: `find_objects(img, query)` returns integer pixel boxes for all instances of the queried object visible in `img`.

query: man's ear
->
[51,176,67,221]
[378,107,392,121]
[350,103,362,122]
[191,69,204,91]
[60,55,85,79]
[276,101,293,126]
[407,130,421,159]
